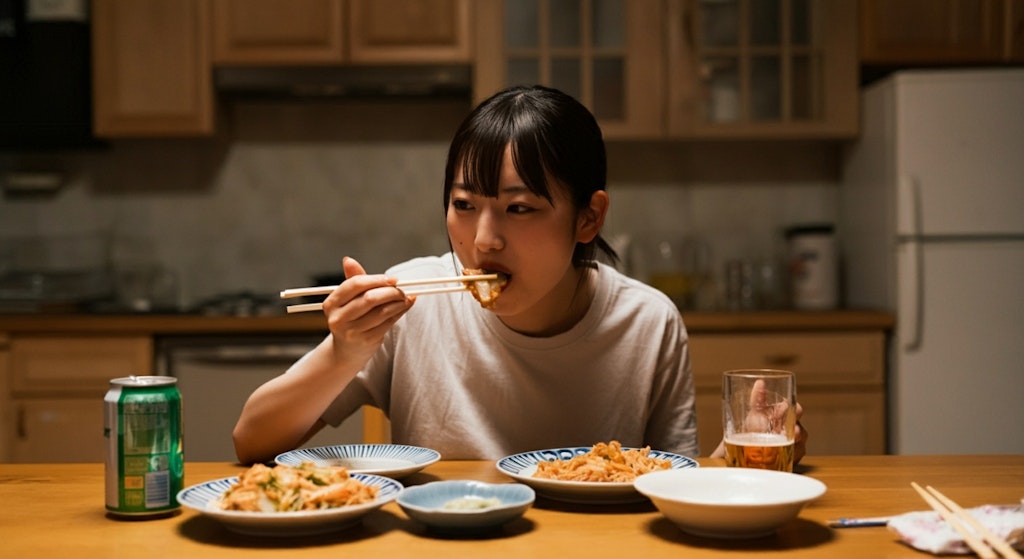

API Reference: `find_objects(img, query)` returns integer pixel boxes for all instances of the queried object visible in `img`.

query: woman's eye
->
[508,204,534,215]
[451,199,474,211]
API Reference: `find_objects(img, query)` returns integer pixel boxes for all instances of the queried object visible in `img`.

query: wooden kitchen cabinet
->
[689,331,887,457]
[860,0,1024,64]
[3,335,153,463]
[211,0,472,64]
[1012,0,1024,60]
[92,0,215,137]
[349,0,472,63]
[475,0,856,140]
[666,0,858,139]
[211,0,345,64]
[474,0,666,138]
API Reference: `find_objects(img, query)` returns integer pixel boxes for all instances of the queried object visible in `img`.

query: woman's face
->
[446,146,595,335]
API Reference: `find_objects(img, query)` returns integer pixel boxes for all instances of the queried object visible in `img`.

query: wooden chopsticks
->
[279,273,498,314]
[911,482,1023,559]
[279,273,498,299]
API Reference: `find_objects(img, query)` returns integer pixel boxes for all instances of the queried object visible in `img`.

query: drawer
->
[689,331,885,388]
[11,335,154,396]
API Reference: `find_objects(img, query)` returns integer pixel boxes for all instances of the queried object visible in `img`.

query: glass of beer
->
[722,369,797,472]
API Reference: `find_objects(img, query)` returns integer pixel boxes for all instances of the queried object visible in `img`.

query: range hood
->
[214,64,472,99]
[1,0,105,151]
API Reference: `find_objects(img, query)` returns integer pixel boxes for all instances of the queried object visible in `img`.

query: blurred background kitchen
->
[0,0,850,314]
[0,114,840,313]
[1,0,1022,463]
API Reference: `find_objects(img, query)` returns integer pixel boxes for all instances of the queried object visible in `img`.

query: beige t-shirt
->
[322,253,698,460]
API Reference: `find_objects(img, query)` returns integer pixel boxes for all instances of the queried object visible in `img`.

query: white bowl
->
[397,480,535,532]
[634,468,826,539]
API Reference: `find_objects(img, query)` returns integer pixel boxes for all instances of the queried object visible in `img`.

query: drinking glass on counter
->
[722,369,797,472]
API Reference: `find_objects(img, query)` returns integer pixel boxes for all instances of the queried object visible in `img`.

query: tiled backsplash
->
[0,102,839,309]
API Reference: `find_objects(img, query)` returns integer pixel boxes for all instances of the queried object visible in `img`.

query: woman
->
[232,85,805,463]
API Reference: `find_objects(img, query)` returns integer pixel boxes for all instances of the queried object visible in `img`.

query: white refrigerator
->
[840,68,1024,455]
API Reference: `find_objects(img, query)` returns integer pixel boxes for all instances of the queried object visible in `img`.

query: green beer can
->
[104,376,184,517]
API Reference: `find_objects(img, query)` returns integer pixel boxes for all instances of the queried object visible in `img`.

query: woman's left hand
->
[793,401,807,464]
[710,397,808,464]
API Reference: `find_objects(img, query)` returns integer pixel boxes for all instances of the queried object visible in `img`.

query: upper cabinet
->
[667,0,858,139]
[475,0,857,140]
[474,0,665,138]
[1013,0,1024,60]
[93,0,858,140]
[861,0,1024,65]
[211,0,472,65]
[349,0,472,63]
[92,0,215,137]
[211,0,345,64]
[92,0,471,138]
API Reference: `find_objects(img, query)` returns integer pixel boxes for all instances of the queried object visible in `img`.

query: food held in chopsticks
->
[218,462,378,512]
[462,268,508,308]
[533,441,672,482]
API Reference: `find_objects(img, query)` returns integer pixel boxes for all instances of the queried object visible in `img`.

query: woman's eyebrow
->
[451,184,532,195]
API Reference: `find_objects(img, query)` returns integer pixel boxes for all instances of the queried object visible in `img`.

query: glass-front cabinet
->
[667,0,858,138]
[474,0,665,138]
[475,0,857,139]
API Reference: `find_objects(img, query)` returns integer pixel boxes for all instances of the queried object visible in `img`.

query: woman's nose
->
[474,210,505,252]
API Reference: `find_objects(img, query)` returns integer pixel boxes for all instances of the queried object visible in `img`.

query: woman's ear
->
[576,190,610,243]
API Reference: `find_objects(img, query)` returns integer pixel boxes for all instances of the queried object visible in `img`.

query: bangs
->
[444,96,556,205]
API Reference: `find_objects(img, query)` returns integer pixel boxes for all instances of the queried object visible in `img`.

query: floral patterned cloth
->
[887,500,1024,555]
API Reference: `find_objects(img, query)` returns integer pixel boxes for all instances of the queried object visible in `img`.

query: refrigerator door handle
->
[901,175,924,352]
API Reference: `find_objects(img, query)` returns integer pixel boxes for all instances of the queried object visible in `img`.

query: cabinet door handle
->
[680,0,696,51]
[16,404,26,439]
[764,354,798,367]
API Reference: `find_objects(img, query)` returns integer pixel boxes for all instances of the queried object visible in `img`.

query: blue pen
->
[828,516,891,528]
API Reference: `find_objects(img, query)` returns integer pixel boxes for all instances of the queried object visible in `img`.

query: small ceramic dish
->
[397,480,535,532]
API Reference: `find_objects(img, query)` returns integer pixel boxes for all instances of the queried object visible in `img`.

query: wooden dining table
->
[2,455,1022,558]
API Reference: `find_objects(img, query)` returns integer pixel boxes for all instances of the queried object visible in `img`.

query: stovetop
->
[189,290,291,317]
[1,290,294,317]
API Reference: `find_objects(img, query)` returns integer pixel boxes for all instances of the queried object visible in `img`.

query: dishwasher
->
[156,335,363,462]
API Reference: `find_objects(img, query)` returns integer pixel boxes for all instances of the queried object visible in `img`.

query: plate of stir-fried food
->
[496,441,698,504]
[177,462,403,537]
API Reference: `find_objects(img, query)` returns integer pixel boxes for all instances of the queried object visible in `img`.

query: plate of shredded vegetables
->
[496,441,698,504]
[177,462,403,537]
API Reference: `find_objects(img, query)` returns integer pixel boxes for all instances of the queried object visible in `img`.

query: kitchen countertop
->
[0,310,894,335]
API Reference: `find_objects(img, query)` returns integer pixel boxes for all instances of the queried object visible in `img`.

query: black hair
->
[443,85,616,267]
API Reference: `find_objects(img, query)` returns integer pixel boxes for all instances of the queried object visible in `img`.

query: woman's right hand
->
[233,255,410,464]
[322,256,414,368]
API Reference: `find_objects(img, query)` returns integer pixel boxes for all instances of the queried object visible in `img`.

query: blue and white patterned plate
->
[177,473,403,537]
[496,447,698,504]
[275,444,441,479]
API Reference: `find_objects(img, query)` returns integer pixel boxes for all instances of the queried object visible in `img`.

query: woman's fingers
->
[342,256,366,279]
[749,378,768,410]
[321,256,412,346]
